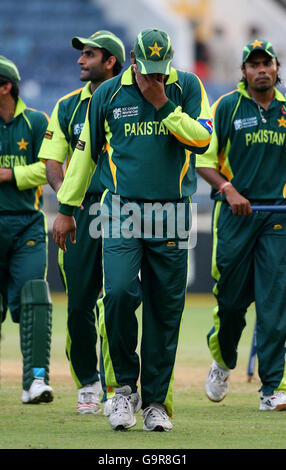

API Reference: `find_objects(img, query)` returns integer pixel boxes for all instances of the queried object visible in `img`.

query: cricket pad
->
[20,280,52,390]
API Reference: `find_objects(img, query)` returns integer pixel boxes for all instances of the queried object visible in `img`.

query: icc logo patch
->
[113,108,122,120]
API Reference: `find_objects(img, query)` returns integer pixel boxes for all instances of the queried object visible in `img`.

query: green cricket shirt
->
[0,97,48,212]
[196,82,286,200]
[38,81,104,195]
[57,66,213,212]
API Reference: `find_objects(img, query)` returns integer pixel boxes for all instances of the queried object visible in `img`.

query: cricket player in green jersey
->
[196,40,286,410]
[38,30,126,415]
[53,28,213,431]
[0,56,53,404]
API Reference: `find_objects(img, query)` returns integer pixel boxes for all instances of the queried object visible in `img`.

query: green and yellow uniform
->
[57,65,212,415]
[0,96,52,392]
[0,97,48,321]
[38,82,104,389]
[196,82,286,395]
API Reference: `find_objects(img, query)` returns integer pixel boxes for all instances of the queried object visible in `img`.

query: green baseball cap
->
[133,28,173,74]
[0,56,21,83]
[72,30,125,65]
[242,39,277,63]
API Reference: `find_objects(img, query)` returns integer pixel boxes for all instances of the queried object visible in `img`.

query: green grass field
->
[1,292,286,450]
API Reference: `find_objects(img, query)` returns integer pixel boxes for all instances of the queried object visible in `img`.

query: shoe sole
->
[77,407,101,415]
[111,417,136,431]
[23,390,53,404]
[260,403,286,411]
[205,392,227,403]
[143,425,171,432]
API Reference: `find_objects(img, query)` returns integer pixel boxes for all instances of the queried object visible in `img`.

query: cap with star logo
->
[72,30,125,65]
[242,39,277,64]
[133,28,174,74]
[0,56,21,83]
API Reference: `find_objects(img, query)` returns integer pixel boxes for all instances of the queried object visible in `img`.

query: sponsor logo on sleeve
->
[76,139,86,151]
[44,130,53,140]
[198,118,213,134]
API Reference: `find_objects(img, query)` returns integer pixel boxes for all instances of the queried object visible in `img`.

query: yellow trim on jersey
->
[179,150,191,196]
[217,139,234,181]
[212,90,237,117]
[105,142,117,192]
[27,107,50,123]
[34,185,43,210]
[170,130,211,148]
[104,120,117,192]
[58,87,83,103]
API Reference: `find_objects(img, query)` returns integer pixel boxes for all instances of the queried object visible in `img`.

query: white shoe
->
[103,397,113,416]
[22,378,53,404]
[109,385,142,430]
[77,381,102,414]
[142,403,173,432]
[259,391,286,411]
[205,360,230,402]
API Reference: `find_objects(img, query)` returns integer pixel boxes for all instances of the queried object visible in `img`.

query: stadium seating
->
[0,0,130,115]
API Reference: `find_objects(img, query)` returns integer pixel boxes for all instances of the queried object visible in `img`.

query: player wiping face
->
[131,53,168,111]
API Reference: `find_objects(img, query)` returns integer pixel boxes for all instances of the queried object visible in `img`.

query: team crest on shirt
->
[17,138,29,150]
[277,116,286,128]
[281,105,286,115]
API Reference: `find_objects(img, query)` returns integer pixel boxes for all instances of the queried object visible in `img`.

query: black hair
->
[0,75,19,101]
[240,58,281,87]
[100,48,123,77]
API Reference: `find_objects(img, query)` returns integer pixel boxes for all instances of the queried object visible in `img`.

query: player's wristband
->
[11,169,17,186]
[219,181,232,195]
[156,99,177,120]
[58,203,75,216]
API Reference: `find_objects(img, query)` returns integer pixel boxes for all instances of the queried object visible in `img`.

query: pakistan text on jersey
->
[245,130,286,146]
[0,155,27,167]
[124,121,170,137]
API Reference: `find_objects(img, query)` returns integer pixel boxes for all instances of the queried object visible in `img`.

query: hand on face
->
[132,63,168,110]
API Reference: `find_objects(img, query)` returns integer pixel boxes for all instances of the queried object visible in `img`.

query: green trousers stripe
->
[207,200,286,395]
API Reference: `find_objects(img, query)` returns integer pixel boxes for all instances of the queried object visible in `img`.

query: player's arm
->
[53,120,95,251]
[133,68,213,154]
[38,101,69,193]
[0,112,49,189]
[53,100,101,250]
[197,167,252,216]
[46,160,64,193]
[196,102,251,216]
[0,160,48,188]
[13,160,48,189]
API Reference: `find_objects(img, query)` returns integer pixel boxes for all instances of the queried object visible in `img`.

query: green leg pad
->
[20,280,52,390]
